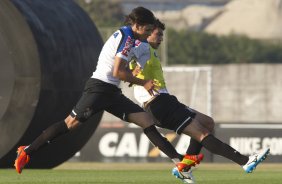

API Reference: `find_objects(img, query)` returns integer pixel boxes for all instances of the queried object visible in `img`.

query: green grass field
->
[0,163,281,184]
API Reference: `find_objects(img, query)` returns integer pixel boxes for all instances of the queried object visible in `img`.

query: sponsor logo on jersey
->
[134,40,141,47]
[121,36,134,57]
[113,32,119,38]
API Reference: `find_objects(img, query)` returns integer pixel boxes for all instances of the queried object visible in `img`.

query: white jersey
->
[92,26,136,86]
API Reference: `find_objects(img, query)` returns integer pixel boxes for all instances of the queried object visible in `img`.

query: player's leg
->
[23,115,81,157]
[128,112,184,162]
[24,119,71,155]
[144,94,205,167]
[182,119,249,166]
[181,113,270,173]
[106,93,184,163]
[15,119,74,174]
[182,119,270,173]
[144,94,203,183]
[192,109,215,132]
[22,94,96,156]
[144,95,205,163]
[185,109,214,155]
[15,80,101,173]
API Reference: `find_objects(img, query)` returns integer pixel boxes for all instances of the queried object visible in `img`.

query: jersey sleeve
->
[115,30,134,61]
[133,42,150,69]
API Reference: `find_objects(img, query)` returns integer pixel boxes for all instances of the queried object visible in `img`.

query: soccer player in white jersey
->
[130,19,270,183]
[14,7,195,174]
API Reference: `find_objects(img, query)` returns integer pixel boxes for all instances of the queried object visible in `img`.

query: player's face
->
[147,28,163,49]
[136,24,155,41]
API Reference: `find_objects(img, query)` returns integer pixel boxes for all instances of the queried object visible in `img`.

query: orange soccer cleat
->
[177,153,204,172]
[14,146,30,174]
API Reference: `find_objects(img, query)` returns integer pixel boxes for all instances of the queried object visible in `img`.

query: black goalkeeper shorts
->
[145,93,196,134]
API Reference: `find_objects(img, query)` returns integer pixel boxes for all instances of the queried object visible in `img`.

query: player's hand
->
[143,80,159,96]
[128,65,141,87]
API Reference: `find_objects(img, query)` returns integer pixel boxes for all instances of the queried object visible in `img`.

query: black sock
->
[201,134,248,165]
[144,125,182,160]
[25,120,69,155]
[186,138,203,155]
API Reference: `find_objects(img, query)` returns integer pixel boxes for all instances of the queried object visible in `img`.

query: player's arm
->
[128,60,142,87]
[113,56,156,95]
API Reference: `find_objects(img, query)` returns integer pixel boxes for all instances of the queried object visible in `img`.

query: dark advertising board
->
[72,123,281,163]
[74,125,212,162]
[213,123,282,163]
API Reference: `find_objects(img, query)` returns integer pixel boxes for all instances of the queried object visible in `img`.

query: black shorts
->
[71,78,144,122]
[144,94,196,134]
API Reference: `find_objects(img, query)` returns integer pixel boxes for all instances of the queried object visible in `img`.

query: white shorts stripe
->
[176,117,191,134]
[71,110,77,116]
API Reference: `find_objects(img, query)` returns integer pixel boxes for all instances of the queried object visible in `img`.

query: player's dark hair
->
[155,19,165,30]
[124,6,156,26]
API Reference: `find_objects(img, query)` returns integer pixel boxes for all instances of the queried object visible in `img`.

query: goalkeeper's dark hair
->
[124,6,156,26]
[155,19,165,31]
